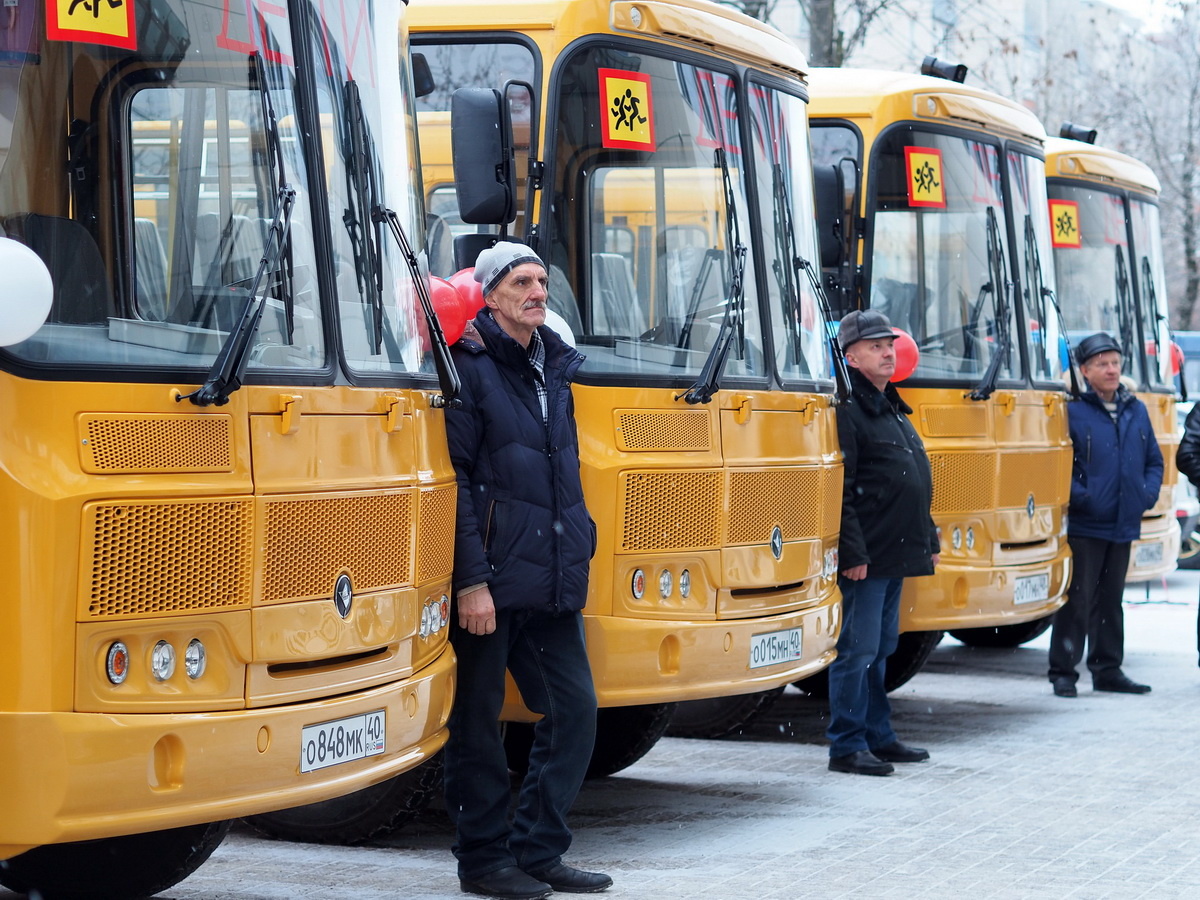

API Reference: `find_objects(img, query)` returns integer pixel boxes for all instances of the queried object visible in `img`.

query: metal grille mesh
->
[86,499,253,617]
[621,470,722,551]
[921,404,988,437]
[997,450,1069,508]
[928,451,997,513]
[262,492,413,602]
[726,468,830,544]
[80,414,233,473]
[616,411,711,451]
[416,485,456,583]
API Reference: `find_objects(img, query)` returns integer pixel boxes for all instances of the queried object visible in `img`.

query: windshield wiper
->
[1023,214,1080,396]
[969,206,1013,401]
[343,79,386,354]
[182,54,296,407]
[1141,255,1183,400]
[678,148,747,405]
[180,183,296,406]
[773,162,850,402]
[1115,245,1135,363]
[377,206,461,408]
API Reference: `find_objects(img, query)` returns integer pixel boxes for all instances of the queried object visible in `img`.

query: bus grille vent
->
[726,467,831,544]
[928,451,996,513]
[416,485,456,583]
[920,404,988,437]
[85,498,253,617]
[262,492,414,602]
[997,450,1069,507]
[615,410,711,451]
[79,414,234,474]
[621,470,722,550]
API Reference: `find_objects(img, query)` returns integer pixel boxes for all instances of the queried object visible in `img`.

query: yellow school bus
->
[0,0,457,892]
[1044,131,1179,581]
[411,0,844,755]
[807,62,1071,667]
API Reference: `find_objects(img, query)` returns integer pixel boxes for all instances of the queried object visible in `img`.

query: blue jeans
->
[443,608,597,880]
[826,576,902,757]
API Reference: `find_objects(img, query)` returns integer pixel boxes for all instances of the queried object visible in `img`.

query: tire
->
[950,615,1053,648]
[1179,530,1200,570]
[666,687,785,739]
[794,630,944,698]
[0,820,230,900]
[504,703,678,780]
[242,755,443,845]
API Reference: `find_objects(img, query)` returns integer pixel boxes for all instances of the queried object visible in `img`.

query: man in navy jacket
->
[1049,332,1163,697]
[443,242,609,900]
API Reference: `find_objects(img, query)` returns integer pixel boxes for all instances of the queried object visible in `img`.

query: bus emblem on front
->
[334,574,353,618]
[770,526,783,560]
[1027,494,1036,520]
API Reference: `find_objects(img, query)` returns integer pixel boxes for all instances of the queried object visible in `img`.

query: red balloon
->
[890,327,919,382]
[430,276,467,344]
[1172,340,1184,376]
[450,267,485,316]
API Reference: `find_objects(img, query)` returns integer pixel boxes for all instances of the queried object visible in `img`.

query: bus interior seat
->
[591,251,641,336]
[426,212,455,279]
[4,213,113,324]
[195,212,263,286]
[133,217,169,321]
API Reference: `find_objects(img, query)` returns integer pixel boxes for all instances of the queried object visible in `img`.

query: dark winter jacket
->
[1178,403,1200,490]
[1067,386,1162,542]
[445,310,594,614]
[837,368,939,578]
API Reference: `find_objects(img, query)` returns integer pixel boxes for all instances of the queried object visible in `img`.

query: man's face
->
[1081,349,1123,396]
[486,262,548,339]
[845,336,896,387]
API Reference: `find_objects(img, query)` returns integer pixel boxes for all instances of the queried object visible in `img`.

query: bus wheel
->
[665,688,785,739]
[0,821,230,900]
[793,631,944,698]
[950,616,1053,648]
[1178,530,1200,569]
[242,756,443,845]
[504,703,678,780]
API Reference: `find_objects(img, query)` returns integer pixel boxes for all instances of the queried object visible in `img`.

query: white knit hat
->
[474,241,546,296]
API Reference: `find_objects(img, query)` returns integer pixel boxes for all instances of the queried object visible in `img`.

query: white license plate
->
[300,709,386,774]
[1134,541,1164,567]
[748,626,803,669]
[1013,572,1050,605]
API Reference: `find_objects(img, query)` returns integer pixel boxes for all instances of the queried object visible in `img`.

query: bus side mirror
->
[412,52,435,99]
[0,237,53,346]
[451,87,516,226]
[813,165,845,269]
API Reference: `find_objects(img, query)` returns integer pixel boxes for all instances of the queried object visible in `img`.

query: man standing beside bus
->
[1049,332,1162,697]
[443,241,611,900]
[828,310,939,776]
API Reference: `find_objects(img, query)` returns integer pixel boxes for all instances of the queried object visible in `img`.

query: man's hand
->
[458,585,497,635]
[931,553,940,569]
[841,564,868,581]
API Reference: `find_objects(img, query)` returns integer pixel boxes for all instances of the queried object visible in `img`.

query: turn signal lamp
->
[631,568,646,599]
[106,641,129,685]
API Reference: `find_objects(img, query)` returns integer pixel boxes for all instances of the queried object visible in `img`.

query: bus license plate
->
[1134,542,1164,568]
[300,709,386,774]
[1013,572,1050,606]
[748,627,803,669]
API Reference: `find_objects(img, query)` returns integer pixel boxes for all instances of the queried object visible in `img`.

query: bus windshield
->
[1131,197,1172,389]
[0,0,430,378]
[868,129,1018,384]
[546,49,767,382]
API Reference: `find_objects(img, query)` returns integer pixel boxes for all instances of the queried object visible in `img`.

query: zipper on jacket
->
[483,499,496,553]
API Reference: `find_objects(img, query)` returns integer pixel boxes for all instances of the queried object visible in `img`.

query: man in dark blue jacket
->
[443,242,609,900]
[1049,332,1163,697]
[828,310,940,777]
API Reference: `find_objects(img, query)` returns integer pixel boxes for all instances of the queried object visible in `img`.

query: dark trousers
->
[443,608,597,881]
[1048,534,1130,684]
[826,576,902,757]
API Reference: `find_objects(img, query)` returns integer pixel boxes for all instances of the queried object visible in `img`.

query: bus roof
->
[1044,137,1161,196]
[408,0,809,81]
[806,67,1047,144]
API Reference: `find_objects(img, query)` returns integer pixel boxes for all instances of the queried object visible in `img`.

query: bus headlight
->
[151,640,176,682]
[658,569,673,599]
[106,641,129,685]
[966,527,976,551]
[184,639,207,679]
[679,569,692,599]
[951,527,962,550]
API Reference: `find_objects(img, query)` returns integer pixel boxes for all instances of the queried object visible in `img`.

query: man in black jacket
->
[1176,400,1200,669]
[827,310,940,776]
[443,242,609,900]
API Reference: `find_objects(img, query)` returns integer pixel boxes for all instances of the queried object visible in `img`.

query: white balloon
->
[0,238,53,346]
[542,308,576,347]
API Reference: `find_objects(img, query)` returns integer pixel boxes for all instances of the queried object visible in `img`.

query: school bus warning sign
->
[1049,199,1082,248]
[47,0,138,50]
[904,146,946,208]
[599,68,655,151]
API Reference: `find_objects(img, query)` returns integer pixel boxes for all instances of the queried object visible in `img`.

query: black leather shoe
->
[1093,673,1151,694]
[524,862,613,894]
[828,750,894,776]
[871,740,930,763]
[460,866,552,899]
[1052,677,1078,698]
